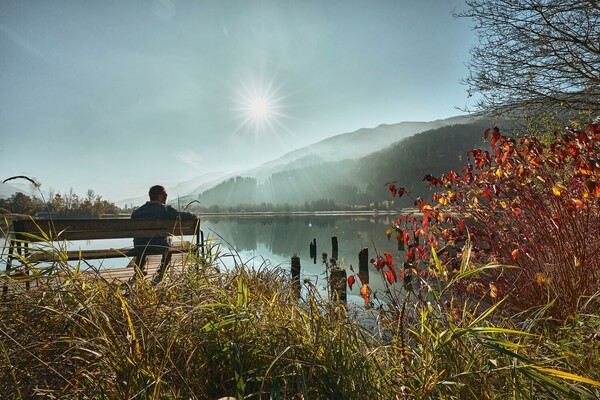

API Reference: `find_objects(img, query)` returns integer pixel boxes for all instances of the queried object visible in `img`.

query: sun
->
[232,73,291,137]
[249,97,270,119]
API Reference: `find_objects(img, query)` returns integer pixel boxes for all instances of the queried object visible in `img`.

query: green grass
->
[0,245,599,399]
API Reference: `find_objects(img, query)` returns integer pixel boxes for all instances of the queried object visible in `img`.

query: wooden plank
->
[2,254,190,292]
[21,242,194,263]
[94,253,189,282]
[11,218,200,242]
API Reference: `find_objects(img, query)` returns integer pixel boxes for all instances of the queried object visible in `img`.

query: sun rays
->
[231,73,293,139]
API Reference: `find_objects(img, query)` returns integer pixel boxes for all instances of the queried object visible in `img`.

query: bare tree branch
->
[456,0,600,116]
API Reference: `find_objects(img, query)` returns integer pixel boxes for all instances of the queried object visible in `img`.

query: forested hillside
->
[188,120,507,210]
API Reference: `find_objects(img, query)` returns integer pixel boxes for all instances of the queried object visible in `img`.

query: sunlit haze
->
[0,0,477,202]
[232,73,291,140]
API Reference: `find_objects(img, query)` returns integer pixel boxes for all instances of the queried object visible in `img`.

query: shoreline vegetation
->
[1,237,598,399]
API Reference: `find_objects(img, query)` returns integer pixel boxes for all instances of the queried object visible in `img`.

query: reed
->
[0,238,598,399]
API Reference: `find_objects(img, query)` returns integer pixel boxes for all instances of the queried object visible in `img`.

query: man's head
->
[149,185,168,204]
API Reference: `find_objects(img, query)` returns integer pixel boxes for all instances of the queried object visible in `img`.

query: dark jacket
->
[131,201,196,254]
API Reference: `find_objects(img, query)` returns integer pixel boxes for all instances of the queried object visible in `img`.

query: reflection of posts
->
[291,255,301,299]
[309,238,317,264]
[358,247,369,284]
[331,236,338,261]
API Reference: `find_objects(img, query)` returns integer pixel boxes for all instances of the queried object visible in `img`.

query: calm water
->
[201,213,402,298]
[4,214,405,299]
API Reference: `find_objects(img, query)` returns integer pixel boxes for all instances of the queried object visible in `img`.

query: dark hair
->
[149,185,166,201]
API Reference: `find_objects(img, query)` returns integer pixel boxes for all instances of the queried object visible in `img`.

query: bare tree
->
[458,0,600,116]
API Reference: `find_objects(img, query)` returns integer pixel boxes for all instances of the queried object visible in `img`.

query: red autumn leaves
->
[387,183,405,198]
[371,252,396,284]
[347,121,600,318]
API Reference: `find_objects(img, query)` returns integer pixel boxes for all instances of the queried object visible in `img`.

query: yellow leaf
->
[489,283,498,299]
[386,228,393,240]
[495,168,504,178]
[552,186,561,196]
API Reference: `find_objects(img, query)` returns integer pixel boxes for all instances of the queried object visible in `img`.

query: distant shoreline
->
[198,209,418,218]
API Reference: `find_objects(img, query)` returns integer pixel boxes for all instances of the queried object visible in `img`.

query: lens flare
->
[232,74,292,138]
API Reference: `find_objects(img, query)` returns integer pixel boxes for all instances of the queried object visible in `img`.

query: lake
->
[200,213,404,299]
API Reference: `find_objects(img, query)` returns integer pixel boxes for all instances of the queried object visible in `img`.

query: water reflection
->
[202,214,402,299]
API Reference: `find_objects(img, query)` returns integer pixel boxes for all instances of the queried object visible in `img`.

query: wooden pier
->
[93,253,191,282]
[2,253,194,294]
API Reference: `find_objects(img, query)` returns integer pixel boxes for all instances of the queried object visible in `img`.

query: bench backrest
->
[11,218,201,242]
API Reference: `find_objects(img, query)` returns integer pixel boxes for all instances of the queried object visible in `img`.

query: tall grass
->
[364,242,600,399]
[0,246,382,399]
[1,239,599,399]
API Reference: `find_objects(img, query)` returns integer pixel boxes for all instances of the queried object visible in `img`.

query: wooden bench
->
[3,218,203,292]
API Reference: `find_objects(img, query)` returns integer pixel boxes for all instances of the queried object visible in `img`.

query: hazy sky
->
[1,0,477,202]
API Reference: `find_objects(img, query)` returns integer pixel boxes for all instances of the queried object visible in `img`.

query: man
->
[131,185,197,284]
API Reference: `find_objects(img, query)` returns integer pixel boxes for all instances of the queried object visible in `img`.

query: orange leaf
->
[511,249,519,260]
[359,284,371,305]
[535,272,545,286]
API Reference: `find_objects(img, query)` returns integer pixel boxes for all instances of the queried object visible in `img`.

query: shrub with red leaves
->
[386,121,600,320]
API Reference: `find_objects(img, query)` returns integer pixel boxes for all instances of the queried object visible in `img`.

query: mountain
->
[180,117,511,209]
[239,115,476,181]
[116,115,479,208]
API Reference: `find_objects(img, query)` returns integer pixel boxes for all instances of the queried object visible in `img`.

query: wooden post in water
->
[331,236,338,261]
[328,257,347,302]
[358,247,369,284]
[329,268,347,303]
[291,256,301,299]
[309,238,317,264]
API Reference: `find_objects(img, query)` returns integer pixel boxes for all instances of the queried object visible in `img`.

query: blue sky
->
[1,0,477,202]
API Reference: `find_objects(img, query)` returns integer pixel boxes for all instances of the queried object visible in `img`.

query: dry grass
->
[0,245,598,399]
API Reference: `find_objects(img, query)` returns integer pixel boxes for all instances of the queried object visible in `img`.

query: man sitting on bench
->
[131,184,197,284]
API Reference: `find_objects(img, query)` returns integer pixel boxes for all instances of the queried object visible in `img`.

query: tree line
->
[0,189,121,218]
